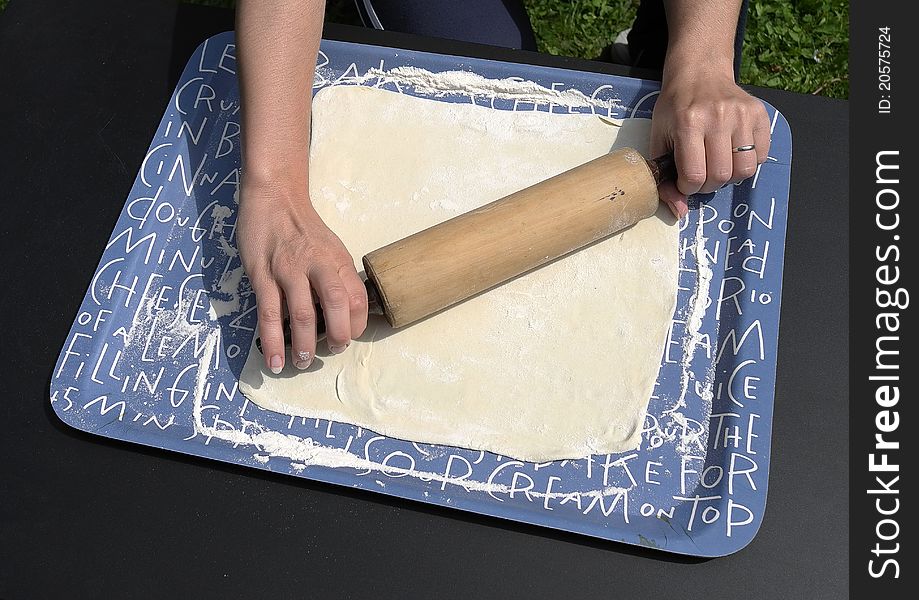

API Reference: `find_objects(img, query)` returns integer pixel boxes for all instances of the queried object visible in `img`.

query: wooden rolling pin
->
[259,147,675,350]
[360,147,675,329]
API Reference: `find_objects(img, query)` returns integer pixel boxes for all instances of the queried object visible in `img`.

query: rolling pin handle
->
[364,278,386,318]
[647,153,677,186]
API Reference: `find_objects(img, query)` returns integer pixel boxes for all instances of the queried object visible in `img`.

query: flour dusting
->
[662,214,715,454]
[194,329,628,499]
[208,265,246,318]
[352,66,624,114]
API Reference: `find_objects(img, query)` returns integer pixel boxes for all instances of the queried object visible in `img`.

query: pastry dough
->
[239,85,678,461]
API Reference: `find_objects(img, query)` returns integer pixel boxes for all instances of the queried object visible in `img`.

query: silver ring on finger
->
[732,144,756,153]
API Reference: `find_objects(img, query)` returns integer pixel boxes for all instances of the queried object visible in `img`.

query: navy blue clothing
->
[355,0,749,81]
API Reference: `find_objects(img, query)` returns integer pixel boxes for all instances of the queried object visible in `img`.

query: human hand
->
[650,70,771,219]
[237,179,368,373]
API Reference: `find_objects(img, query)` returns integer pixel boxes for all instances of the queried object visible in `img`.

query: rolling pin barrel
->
[364,147,670,329]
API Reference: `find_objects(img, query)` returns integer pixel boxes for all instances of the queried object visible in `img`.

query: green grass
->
[741,0,848,97]
[522,0,847,98]
[0,0,847,98]
[524,0,639,59]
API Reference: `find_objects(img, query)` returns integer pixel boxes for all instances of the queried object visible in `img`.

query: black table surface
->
[0,1,849,598]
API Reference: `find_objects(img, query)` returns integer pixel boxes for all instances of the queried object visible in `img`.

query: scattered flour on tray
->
[192,328,629,500]
[346,65,624,114]
[658,215,715,454]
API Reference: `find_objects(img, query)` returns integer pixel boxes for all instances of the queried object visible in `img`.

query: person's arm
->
[236,0,368,373]
[651,0,772,218]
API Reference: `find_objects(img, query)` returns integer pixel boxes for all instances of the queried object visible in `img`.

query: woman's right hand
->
[237,178,369,373]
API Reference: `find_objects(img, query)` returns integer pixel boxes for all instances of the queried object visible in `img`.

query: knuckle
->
[734,101,748,117]
[349,292,368,314]
[289,306,316,327]
[751,99,768,117]
[258,305,284,326]
[713,169,732,184]
[322,286,350,311]
[679,107,705,127]
[674,116,703,136]
[673,129,700,145]
[682,172,706,188]
[736,163,757,179]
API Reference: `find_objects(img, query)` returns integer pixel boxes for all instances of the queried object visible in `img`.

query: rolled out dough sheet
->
[239,85,678,462]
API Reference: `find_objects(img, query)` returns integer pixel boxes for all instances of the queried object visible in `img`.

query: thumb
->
[658,180,688,220]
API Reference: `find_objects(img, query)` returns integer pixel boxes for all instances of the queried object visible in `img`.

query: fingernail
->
[329,343,349,355]
[269,355,283,374]
[295,350,312,370]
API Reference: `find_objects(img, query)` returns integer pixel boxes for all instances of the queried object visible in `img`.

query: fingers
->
[338,264,369,339]
[730,101,770,185]
[659,87,773,197]
[675,117,771,193]
[309,263,353,353]
[700,129,733,194]
[270,259,366,371]
[658,181,688,219]
[280,276,318,370]
[253,278,287,374]
[672,127,707,197]
[649,121,687,220]
[752,103,772,165]
[238,181,365,374]
[730,138,759,186]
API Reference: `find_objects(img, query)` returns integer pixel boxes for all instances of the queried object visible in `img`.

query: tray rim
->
[49,31,792,558]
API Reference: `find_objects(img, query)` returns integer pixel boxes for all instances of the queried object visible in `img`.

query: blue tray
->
[51,32,791,556]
